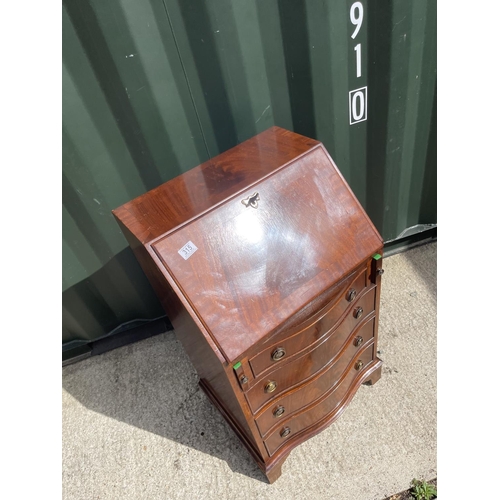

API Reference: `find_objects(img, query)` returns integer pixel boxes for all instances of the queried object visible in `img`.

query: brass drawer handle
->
[354,336,363,347]
[355,360,364,371]
[280,427,291,438]
[273,405,285,418]
[265,381,277,393]
[271,347,286,361]
[354,307,363,319]
[347,289,357,302]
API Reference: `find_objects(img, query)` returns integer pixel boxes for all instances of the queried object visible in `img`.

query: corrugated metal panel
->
[62,0,436,345]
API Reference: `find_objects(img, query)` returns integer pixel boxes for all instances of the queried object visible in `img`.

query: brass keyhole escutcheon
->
[271,347,286,361]
[354,336,363,347]
[264,381,277,393]
[355,360,364,371]
[347,289,357,302]
[280,427,291,438]
[273,405,285,418]
[354,307,363,319]
[241,192,260,209]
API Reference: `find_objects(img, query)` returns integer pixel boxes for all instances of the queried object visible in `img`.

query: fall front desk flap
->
[148,144,382,364]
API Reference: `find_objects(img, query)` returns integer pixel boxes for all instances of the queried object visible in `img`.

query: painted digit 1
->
[350,2,363,75]
[354,44,361,78]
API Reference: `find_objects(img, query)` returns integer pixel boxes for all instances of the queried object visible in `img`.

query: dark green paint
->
[62,0,436,346]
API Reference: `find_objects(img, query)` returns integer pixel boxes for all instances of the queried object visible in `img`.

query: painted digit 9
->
[350,2,364,39]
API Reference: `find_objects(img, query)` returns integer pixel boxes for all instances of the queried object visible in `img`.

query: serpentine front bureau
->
[113,126,384,483]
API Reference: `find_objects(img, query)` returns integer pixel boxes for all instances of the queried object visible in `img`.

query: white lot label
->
[178,241,198,260]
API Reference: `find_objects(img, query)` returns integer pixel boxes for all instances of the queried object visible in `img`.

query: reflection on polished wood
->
[113,126,384,483]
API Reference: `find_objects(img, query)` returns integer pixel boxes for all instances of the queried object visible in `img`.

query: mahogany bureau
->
[113,126,384,483]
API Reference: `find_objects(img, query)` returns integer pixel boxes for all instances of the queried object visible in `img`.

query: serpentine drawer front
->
[263,341,376,457]
[112,126,384,484]
[248,265,370,378]
[244,287,376,413]
[254,316,376,437]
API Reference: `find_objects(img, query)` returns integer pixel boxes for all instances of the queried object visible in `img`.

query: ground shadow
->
[62,330,267,482]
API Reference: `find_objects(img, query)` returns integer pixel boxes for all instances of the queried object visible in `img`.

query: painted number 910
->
[349,2,367,125]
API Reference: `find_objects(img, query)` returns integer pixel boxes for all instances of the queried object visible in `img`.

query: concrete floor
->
[62,242,437,500]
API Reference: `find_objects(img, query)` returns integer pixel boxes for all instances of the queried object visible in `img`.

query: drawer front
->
[255,317,375,437]
[249,267,368,377]
[263,342,375,456]
[245,287,376,413]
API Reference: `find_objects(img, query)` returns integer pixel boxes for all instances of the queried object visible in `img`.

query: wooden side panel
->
[114,217,269,458]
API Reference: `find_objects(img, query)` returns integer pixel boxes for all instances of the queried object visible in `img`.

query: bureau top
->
[113,127,319,245]
[113,127,382,364]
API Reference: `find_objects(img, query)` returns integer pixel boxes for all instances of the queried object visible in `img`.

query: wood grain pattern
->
[263,342,376,456]
[112,126,384,483]
[244,287,376,413]
[150,146,381,363]
[255,317,376,437]
[113,126,319,244]
[248,266,369,378]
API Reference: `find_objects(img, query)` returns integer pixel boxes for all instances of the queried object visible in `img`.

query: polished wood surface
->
[255,317,376,437]
[263,341,376,456]
[244,287,376,413]
[113,126,319,244]
[150,145,381,363]
[113,126,384,483]
[249,265,369,378]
